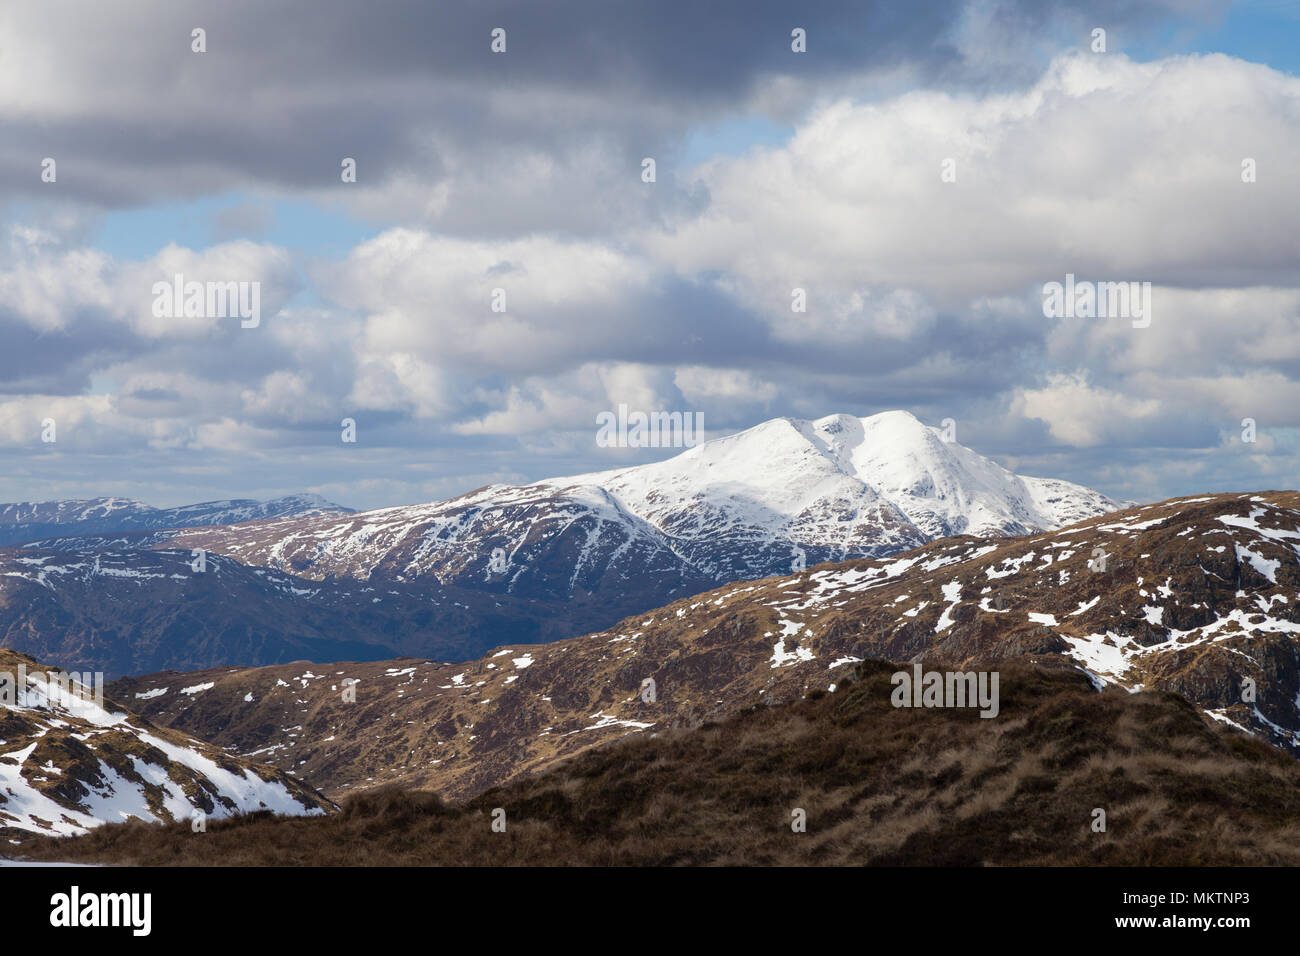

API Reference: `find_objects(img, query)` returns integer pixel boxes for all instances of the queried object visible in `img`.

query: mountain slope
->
[22,660,1300,866]
[0,546,577,678]
[0,649,332,837]
[112,491,1300,801]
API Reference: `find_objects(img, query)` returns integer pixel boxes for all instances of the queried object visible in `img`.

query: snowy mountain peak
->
[561,410,1117,545]
[805,410,941,480]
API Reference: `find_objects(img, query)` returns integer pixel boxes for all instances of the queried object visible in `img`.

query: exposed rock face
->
[112,491,1300,801]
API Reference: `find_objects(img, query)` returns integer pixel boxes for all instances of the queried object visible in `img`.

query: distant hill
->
[0,493,351,547]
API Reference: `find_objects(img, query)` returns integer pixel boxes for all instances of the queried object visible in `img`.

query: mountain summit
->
[552,411,1117,571]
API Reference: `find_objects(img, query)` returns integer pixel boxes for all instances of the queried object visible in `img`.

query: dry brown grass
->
[11,660,1300,866]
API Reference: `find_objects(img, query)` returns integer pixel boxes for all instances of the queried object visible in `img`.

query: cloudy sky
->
[2,0,1297,509]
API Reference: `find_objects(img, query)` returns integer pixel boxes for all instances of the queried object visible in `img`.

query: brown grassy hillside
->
[17,661,1300,866]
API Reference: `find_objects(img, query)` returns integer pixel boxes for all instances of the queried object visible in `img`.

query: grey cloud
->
[2,0,1216,225]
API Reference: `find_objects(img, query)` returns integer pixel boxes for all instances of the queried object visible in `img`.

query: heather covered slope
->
[18,662,1300,866]
[114,491,1300,802]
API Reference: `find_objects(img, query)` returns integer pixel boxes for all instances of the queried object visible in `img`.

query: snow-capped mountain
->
[545,411,1118,578]
[0,493,351,547]
[0,648,331,837]
[166,410,1118,589]
[0,411,1120,673]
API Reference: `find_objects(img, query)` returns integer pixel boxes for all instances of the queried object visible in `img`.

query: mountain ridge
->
[0,493,352,547]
